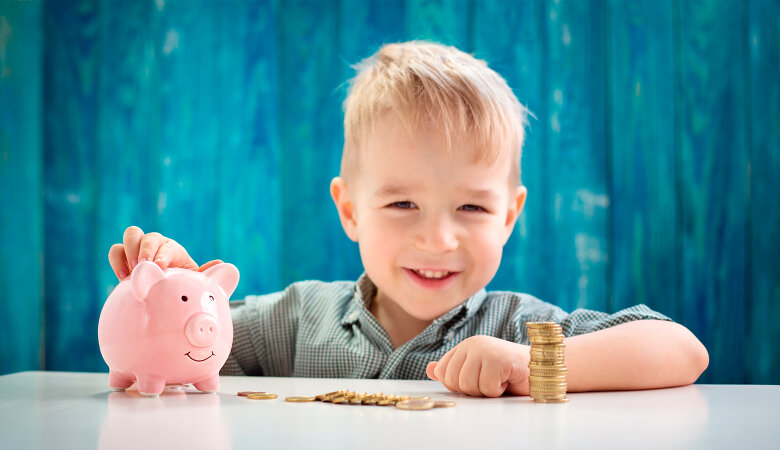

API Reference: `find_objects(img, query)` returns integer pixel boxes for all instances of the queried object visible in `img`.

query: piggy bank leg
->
[137,375,166,397]
[193,374,220,393]
[108,371,134,391]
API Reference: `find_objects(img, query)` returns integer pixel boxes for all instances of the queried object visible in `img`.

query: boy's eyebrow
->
[464,188,501,201]
[374,184,420,198]
[374,185,501,201]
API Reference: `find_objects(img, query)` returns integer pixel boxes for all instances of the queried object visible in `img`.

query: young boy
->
[108,41,708,397]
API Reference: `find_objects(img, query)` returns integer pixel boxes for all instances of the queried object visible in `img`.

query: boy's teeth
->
[415,269,450,279]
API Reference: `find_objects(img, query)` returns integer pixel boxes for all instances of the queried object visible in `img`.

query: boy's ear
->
[503,185,527,243]
[330,177,358,242]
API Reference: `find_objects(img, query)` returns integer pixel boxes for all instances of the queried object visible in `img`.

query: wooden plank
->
[473,1,551,299]
[42,0,101,371]
[746,0,780,385]
[155,1,219,266]
[404,0,470,49]
[676,0,748,383]
[543,0,609,313]
[334,0,406,282]
[608,0,678,317]
[0,0,44,374]
[91,1,162,372]
[213,0,284,296]
[278,0,344,284]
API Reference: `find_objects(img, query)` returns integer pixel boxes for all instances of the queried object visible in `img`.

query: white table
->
[0,371,777,449]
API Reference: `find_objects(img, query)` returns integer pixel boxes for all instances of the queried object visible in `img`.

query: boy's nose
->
[414,217,459,253]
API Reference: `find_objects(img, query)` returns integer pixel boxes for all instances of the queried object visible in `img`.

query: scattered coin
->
[237,391,265,397]
[247,393,278,400]
[285,396,316,402]
[396,399,434,410]
[432,400,456,408]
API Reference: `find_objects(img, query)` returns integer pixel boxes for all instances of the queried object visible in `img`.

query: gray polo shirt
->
[220,273,670,379]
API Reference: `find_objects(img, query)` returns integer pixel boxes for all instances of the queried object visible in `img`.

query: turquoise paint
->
[0,0,44,373]
[0,0,777,383]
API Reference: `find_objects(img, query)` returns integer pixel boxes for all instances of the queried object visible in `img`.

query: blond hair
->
[341,41,530,185]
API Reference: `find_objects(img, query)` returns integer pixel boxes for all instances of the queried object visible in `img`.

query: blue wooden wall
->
[1,0,778,384]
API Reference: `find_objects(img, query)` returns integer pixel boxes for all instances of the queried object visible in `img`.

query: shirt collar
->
[340,273,488,328]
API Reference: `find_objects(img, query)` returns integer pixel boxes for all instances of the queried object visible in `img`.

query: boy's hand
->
[108,226,221,280]
[426,336,531,397]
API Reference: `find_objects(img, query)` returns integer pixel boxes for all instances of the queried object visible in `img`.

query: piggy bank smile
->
[185,350,215,362]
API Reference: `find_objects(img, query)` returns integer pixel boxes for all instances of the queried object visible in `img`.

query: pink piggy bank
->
[98,261,239,396]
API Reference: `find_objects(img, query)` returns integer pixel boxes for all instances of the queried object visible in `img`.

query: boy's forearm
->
[563,320,709,392]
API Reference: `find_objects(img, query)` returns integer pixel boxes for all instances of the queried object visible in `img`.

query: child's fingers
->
[458,356,483,397]
[108,244,130,280]
[479,358,509,398]
[137,232,167,265]
[198,259,223,272]
[433,348,455,382]
[154,239,198,270]
[425,362,439,381]
[442,349,467,393]
[122,226,144,270]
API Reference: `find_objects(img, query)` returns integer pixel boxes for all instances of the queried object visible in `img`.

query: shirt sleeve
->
[511,295,673,344]
[559,304,672,337]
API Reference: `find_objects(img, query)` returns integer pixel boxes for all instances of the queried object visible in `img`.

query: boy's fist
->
[426,336,531,397]
[108,226,220,280]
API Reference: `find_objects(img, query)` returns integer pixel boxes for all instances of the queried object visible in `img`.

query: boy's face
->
[332,119,526,322]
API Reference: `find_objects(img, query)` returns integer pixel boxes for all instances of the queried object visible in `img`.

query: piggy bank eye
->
[209,295,214,301]
[181,295,188,302]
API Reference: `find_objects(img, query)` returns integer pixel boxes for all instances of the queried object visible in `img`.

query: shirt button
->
[445,331,455,341]
[348,312,359,321]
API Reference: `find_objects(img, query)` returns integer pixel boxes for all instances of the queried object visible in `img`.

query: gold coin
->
[331,396,349,404]
[526,322,561,328]
[349,398,363,404]
[528,361,567,368]
[412,396,431,401]
[324,390,345,396]
[527,330,564,336]
[531,393,568,399]
[237,391,265,397]
[533,397,569,403]
[530,369,567,374]
[529,375,568,381]
[432,400,456,408]
[377,399,396,406]
[528,336,565,342]
[247,393,278,400]
[529,381,568,387]
[395,399,434,410]
[530,347,566,355]
[285,396,316,402]
[530,387,567,392]
[530,385,567,390]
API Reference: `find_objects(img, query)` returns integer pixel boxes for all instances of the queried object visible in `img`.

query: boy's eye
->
[459,204,487,212]
[388,201,416,209]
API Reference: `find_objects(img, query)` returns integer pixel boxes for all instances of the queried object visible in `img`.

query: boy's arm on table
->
[565,320,709,392]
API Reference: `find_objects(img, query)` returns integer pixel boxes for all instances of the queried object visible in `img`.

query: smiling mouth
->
[185,351,215,362]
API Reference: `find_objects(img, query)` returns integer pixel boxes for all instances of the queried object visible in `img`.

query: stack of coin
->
[526,322,569,403]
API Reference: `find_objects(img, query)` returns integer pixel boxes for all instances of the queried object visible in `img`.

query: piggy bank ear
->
[203,263,240,299]
[131,261,167,301]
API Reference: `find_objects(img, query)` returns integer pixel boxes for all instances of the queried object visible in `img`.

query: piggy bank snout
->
[185,313,220,348]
